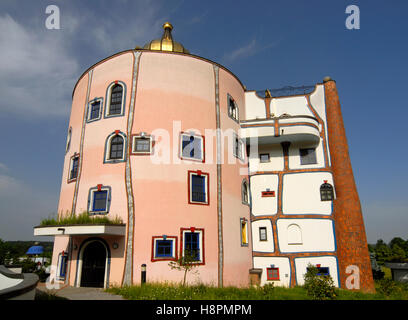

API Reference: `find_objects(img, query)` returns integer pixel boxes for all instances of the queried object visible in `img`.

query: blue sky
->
[0,0,407,243]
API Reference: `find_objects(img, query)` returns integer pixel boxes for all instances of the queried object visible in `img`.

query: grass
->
[39,211,124,227]
[106,281,408,300]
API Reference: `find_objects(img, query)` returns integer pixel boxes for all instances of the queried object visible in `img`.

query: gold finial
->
[265,89,272,98]
[163,22,173,31]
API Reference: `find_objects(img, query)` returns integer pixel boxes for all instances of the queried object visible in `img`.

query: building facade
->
[34,23,374,292]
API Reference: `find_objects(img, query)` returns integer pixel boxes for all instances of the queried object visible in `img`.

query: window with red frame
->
[267,267,280,281]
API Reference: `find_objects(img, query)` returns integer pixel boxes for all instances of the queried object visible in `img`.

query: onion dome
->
[143,22,189,53]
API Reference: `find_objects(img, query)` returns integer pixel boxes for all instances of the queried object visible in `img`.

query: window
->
[57,252,68,281]
[240,218,248,246]
[181,228,204,264]
[299,148,317,165]
[287,224,302,245]
[68,154,79,182]
[259,227,267,241]
[132,134,152,154]
[65,127,72,154]
[307,266,330,276]
[320,182,334,201]
[266,267,280,281]
[87,98,103,122]
[88,185,111,214]
[228,94,239,122]
[105,81,126,117]
[104,131,126,163]
[233,134,244,161]
[152,236,177,261]
[242,180,249,205]
[188,171,209,205]
[180,133,204,162]
[260,153,270,163]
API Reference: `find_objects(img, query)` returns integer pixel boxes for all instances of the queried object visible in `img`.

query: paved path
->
[36,283,125,300]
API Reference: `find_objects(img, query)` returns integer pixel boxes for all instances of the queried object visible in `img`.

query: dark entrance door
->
[80,241,106,288]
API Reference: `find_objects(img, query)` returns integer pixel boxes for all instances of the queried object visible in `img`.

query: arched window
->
[104,132,126,163]
[320,182,334,201]
[105,81,126,117]
[287,224,302,245]
[242,180,249,205]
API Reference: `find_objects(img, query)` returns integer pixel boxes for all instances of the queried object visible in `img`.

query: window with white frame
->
[68,154,79,182]
[104,132,126,163]
[87,98,103,122]
[299,148,317,165]
[228,94,239,122]
[152,236,177,261]
[181,228,204,264]
[233,134,245,161]
[105,82,125,117]
[132,134,152,154]
[180,133,204,162]
[88,185,111,214]
[188,171,209,205]
[259,227,267,241]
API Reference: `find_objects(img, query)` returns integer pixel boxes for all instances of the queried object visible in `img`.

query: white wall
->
[276,219,336,253]
[250,174,279,216]
[248,145,284,173]
[253,257,291,287]
[294,256,339,287]
[282,172,334,215]
[271,96,314,118]
[251,219,274,253]
[245,91,266,120]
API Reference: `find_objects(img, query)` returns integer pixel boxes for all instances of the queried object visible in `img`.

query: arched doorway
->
[80,240,107,288]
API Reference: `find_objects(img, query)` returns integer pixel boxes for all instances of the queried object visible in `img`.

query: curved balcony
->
[240,115,320,146]
[33,224,126,237]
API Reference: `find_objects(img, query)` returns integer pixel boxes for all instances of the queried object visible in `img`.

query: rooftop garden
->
[38,211,124,227]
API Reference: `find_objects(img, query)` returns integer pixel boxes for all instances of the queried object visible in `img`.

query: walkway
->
[36,283,125,300]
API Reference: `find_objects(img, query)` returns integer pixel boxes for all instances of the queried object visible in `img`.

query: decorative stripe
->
[71,69,93,215]
[122,51,142,286]
[213,65,223,288]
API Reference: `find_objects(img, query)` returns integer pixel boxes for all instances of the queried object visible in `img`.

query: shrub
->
[376,278,398,297]
[303,264,337,300]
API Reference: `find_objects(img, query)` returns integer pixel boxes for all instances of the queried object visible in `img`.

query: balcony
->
[33,224,126,237]
[240,115,320,146]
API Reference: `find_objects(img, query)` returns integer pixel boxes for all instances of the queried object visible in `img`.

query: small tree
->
[168,251,200,286]
[303,264,337,300]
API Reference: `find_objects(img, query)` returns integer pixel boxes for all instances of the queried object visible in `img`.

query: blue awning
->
[26,245,44,255]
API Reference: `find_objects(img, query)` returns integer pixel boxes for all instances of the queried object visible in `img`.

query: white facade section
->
[309,84,331,167]
[248,144,284,173]
[271,96,314,118]
[253,257,291,287]
[277,219,335,253]
[33,225,126,236]
[244,91,266,120]
[288,138,326,169]
[294,256,339,287]
[250,174,279,216]
[282,172,334,215]
[251,219,274,253]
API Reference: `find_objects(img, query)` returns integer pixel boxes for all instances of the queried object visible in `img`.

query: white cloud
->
[0,14,79,117]
[222,38,279,64]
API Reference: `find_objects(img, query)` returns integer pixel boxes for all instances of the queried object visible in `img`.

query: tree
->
[374,239,393,265]
[303,264,337,300]
[168,251,200,286]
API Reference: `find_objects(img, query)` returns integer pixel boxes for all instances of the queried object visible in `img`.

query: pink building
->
[34,23,252,288]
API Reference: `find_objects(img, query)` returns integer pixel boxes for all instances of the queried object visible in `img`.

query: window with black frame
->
[70,156,79,180]
[109,84,123,115]
[320,182,334,201]
[109,135,124,160]
[184,232,200,261]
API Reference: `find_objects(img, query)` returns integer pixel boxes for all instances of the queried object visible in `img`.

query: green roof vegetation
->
[38,211,124,227]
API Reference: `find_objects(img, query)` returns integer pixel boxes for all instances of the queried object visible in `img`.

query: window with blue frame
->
[155,240,173,258]
[57,252,68,280]
[89,101,101,120]
[108,84,123,115]
[188,171,209,205]
[180,133,203,161]
[92,190,108,212]
[184,232,200,261]
[307,266,330,276]
[109,135,124,160]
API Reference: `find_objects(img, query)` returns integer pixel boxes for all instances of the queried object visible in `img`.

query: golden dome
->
[142,22,189,54]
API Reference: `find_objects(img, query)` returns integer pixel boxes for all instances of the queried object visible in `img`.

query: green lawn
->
[106,280,408,300]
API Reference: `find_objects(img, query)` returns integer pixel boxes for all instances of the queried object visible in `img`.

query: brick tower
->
[323,77,375,292]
